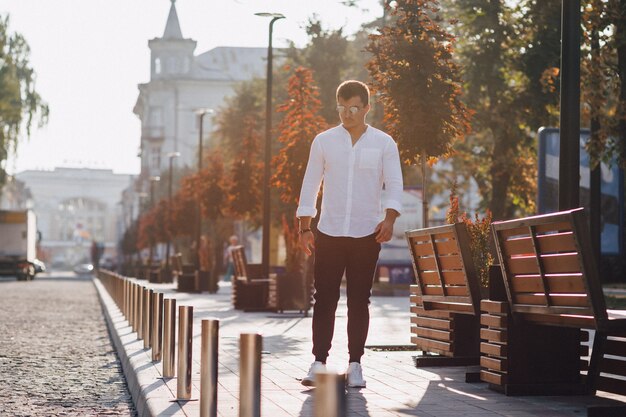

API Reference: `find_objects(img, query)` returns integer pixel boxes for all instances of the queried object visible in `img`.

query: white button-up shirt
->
[296,124,404,238]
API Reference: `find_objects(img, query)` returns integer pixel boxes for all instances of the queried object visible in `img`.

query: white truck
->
[0,210,39,281]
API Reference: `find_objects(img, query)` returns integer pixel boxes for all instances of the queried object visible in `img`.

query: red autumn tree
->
[169,186,197,238]
[367,0,471,224]
[226,114,262,223]
[272,66,328,274]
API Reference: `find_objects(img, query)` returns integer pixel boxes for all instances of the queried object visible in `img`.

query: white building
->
[15,168,133,267]
[133,0,267,181]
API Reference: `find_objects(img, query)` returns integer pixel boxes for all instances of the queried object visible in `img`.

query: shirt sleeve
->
[382,138,403,215]
[296,137,324,218]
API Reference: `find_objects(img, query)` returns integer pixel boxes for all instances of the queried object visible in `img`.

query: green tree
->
[286,17,352,123]
[436,0,561,219]
[367,0,471,224]
[0,15,48,191]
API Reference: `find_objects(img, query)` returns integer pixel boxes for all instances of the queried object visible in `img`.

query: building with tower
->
[133,0,267,183]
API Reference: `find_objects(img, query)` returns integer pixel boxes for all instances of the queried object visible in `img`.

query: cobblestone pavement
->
[0,273,136,417]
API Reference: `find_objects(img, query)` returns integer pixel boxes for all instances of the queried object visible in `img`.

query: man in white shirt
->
[296,80,403,387]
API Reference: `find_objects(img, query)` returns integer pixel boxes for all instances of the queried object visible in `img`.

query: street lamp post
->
[148,176,160,276]
[255,12,285,278]
[194,108,214,270]
[559,0,581,211]
[165,152,180,280]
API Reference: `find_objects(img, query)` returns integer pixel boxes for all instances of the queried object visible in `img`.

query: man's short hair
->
[336,80,370,106]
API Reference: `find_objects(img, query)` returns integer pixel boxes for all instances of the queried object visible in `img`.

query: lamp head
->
[255,12,285,20]
[195,108,214,116]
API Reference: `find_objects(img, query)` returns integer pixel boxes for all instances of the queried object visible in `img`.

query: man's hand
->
[299,231,315,256]
[375,209,399,243]
[374,219,394,243]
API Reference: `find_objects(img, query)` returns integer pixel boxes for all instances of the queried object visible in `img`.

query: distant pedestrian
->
[222,235,239,282]
[296,80,403,388]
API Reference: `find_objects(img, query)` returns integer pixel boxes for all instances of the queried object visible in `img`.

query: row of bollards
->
[97,270,346,417]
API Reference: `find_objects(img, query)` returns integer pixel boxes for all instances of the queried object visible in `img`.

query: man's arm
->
[296,137,323,256]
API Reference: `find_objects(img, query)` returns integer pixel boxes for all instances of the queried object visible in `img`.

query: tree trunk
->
[488,131,513,220]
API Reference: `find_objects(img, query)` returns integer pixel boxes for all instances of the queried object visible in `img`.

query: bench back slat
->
[231,246,248,280]
[492,208,608,329]
[406,222,481,315]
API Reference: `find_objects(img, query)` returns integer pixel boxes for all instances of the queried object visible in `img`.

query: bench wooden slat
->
[514,294,590,308]
[481,314,507,328]
[506,253,582,275]
[481,342,507,357]
[504,232,578,255]
[511,275,586,293]
[481,328,507,343]
[422,300,475,313]
[481,370,506,385]
[414,326,452,342]
[411,336,452,354]
[481,356,507,372]
[418,270,467,286]
[415,255,464,272]
[412,316,453,330]
[480,300,509,314]
[410,305,451,319]
[605,338,626,357]
[422,286,469,296]
[595,375,626,396]
[599,357,626,377]
[411,241,434,256]
[518,311,597,328]
[435,239,460,255]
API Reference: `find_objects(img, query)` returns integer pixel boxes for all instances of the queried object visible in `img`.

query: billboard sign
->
[538,127,623,255]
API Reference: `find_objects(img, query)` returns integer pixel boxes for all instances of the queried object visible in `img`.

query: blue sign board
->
[538,127,624,255]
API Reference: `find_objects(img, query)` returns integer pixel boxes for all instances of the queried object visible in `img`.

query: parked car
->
[73,263,94,276]
[33,259,46,274]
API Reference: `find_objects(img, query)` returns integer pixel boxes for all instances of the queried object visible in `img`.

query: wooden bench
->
[406,223,483,368]
[231,246,277,311]
[172,253,198,292]
[486,208,626,400]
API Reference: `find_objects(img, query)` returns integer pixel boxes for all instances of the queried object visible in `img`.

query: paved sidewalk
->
[94,277,626,417]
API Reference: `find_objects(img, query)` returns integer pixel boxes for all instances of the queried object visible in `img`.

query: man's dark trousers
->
[312,231,381,364]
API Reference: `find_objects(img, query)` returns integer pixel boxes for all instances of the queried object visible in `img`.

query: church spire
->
[163,0,183,39]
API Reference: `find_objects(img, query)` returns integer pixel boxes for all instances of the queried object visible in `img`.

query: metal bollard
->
[122,279,127,318]
[132,283,139,332]
[136,285,143,339]
[125,280,131,320]
[177,305,194,400]
[200,319,219,417]
[162,298,177,378]
[143,288,153,349]
[151,292,164,362]
[239,333,262,417]
[314,372,346,417]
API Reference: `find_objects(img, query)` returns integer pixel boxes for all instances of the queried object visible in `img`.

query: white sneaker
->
[346,362,366,388]
[301,361,326,387]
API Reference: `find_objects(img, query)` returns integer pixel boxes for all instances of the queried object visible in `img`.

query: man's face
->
[336,96,369,130]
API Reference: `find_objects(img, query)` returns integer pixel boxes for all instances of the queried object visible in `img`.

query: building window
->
[155,58,162,74]
[149,107,163,126]
[150,146,162,175]
[57,197,107,243]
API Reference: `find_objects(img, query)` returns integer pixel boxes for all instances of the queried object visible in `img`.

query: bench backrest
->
[171,253,183,275]
[406,222,482,315]
[231,246,248,280]
[491,208,607,329]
